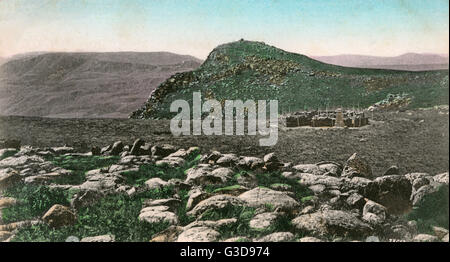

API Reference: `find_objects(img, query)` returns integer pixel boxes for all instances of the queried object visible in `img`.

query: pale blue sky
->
[0,0,448,58]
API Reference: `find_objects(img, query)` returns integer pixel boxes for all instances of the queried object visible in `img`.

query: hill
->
[0,52,202,118]
[312,53,449,71]
[131,40,449,119]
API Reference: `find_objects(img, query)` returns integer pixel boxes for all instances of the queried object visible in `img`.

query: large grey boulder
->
[238,187,300,212]
[292,210,373,238]
[176,226,220,242]
[364,175,412,215]
[187,195,245,218]
[341,153,373,179]
[139,206,178,225]
[254,232,294,242]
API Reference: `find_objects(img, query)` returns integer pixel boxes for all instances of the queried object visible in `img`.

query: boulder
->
[0,231,13,241]
[341,153,373,179]
[216,154,239,167]
[152,144,176,158]
[238,187,300,212]
[249,212,280,230]
[150,226,184,242]
[413,234,439,242]
[298,236,323,242]
[145,178,169,190]
[156,157,185,168]
[184,218,237,231]
[185,165,233,185]
[292,164,324,176]
[139,206,178,225]
[346,193,366,209]
[130,139,145,155]
[186,188,211,211]
[110,141,124,156]
[91,146,101,156]
[238,157,264,170]
[176,226,220,242]
[42,204,77,228]
[364,175,412,215]
[362,200,387,225]
[143,198,181,211]
[292,210,373,238]
[263,153,281,171]
[80,235,115,242]
[383,166,399,176]
[0,168,20,191]
[187,195,246,218]
[254,232,294,242]
[432,226,449,240]
[434,172,449,185]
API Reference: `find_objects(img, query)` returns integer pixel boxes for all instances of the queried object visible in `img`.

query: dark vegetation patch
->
[405,185,449,234]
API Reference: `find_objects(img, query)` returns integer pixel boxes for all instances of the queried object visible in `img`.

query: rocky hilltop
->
[0,140,448,242]
[131,40,449,119]
[0,52,202,118]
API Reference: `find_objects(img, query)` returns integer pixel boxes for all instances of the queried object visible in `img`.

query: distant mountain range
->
[311,53,449,71]
[0,52,202,118]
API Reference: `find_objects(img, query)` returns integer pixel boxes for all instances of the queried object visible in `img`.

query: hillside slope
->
[0,52,202,118]
[131,40,449,119]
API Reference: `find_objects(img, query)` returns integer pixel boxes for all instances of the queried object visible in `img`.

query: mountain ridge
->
[131,40,449,119]
[312,53,449,71]
[0,52,202,118]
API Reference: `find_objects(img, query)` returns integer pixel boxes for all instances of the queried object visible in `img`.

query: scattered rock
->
[0,168,21,191]
[185,165,233,185]
[432,226,449,240]
[216,154,239,167]
[91,146,101,156]
[383,166,399,176]
[263,153,281,171]
[238,187,300,213]
[364,175,412,215]
[341,153,373,179]
[139,206,178,225]
[152,144,176,158]
[249,212,280,230]
[130,138,145,155]
[238,156,264,170]
[150,226,184,242]
[0,231,13,241]
[254,232,294,242]
[145,178,169,190]
[187,195,245,218]
[362,200,387,225]
[292,210,373,238]
[176,226,220,242]
[80,235,115,242]
[42,204,77,228]
[413,234,438,242]
[298,236,323,242]
[110,141,124,156]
